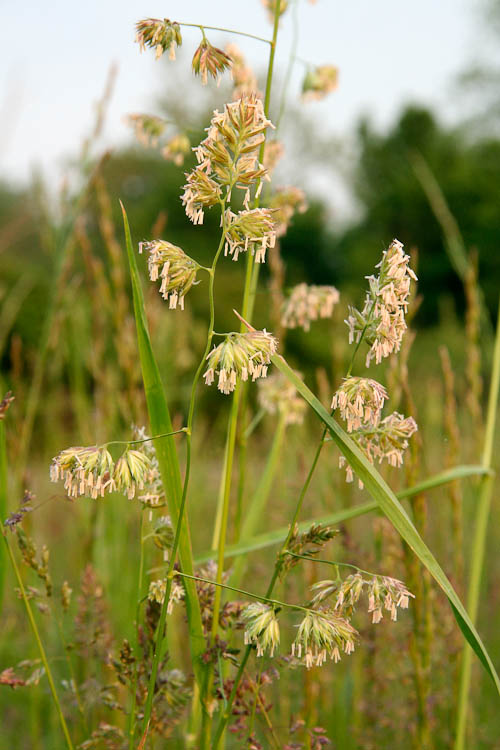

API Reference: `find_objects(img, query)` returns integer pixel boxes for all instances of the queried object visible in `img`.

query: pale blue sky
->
[0,0,484,187]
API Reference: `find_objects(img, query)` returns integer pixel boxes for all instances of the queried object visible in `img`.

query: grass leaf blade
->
[120,201,206,688]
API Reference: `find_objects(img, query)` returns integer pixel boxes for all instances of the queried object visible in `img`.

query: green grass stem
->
[455,296,500,749]
[3,533,74,750]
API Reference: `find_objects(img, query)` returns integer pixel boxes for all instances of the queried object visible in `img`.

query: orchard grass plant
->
[2,3,500,749]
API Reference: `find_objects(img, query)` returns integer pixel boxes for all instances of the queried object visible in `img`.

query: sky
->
[0,0,484,189]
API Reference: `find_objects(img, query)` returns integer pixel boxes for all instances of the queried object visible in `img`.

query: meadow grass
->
[1,4,500,749]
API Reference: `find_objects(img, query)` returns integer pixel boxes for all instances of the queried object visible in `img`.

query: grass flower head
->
[242,602,280,657]
[192,38,233,85]
[292,609,357,668]
[224,208,276,263]
[139,240,200,309]
[332,376,388,432]
[281,283,339,332]
[302,65,339,100]
[50,446,114,499]
[346,239,417,367]
[183,95,274,222]
[127,113,167,147]
[204,330,278,394]
[135,18,182,60]
[113,448,155,500]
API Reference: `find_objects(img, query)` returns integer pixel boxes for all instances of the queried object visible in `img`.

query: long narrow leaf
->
[121,202,206,687]
[272,353,500,695]
[195,465,489,565]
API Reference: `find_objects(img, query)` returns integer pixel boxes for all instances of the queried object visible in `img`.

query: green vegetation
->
[1,4,499,749]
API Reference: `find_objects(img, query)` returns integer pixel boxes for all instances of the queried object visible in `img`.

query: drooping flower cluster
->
[346,239,417,367]
[302,65,339,100]
[367,576,414,624]
[258,371,306,426]
[181,169,222,225]
[127,113,167,147]
[291,609,357,668]
[338,411,418,486]
[50,445,156,500]
[113,449,155,500]
[182,95,274,224]
[135,18,182,60]
[139,240,200,309]
[148,578,185,615]
[192,39,233,85]
[281,283,339,332]
[204,330,278,394]
[161,133,191,166]
[353,412,419,469]
[268,186,307,237]
[310,572,414,624]
[224,208,276,263]
[50,446,114,499]
[226,43,260,98]
[331,377,388,432]
[242,603,280,657]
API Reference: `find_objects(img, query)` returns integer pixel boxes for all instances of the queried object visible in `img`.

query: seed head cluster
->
[353,412,419,469]
[182,95,274,224]
[302,65,339,100]
[50,445,156,500]
[192,39,233,86]
[204,330,278,394]
[310,572,414,624]
[135,18,182,60]
[292,609,357,668]
[148,579,185,615]
[139,240,200,309]
[331,377,388,432]
[242,603,280,657]
[346,239,417,367]
[281,283,339,331]
[127,113,167,147]
[224,208,276,263]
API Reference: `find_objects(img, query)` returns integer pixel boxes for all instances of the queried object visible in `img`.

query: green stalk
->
[122,204,207,721]
[3,533,74,750]
[455,296,500,750]
[229,413,286,587]
[177,21,272,45]
[203,9,282,744]
[211,429,230,551]
[128,507,145,749]
[136,215,228,744]
[213,420,325,747]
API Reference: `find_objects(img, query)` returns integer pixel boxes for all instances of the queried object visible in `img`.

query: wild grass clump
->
[1,3,500,749]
